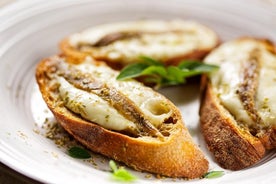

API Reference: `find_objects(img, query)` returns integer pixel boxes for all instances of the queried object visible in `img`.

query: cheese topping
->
[58,77,136,131]
[205,39,276,129]
[57,58,173,132]
[69,20,218,64]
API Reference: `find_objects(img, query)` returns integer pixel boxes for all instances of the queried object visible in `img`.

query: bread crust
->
[200,75,265,170]
[199,38,276,170]
[36,56,208,178]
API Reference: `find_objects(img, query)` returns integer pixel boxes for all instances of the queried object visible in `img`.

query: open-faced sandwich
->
[60,20,219,68]
[200,37,276,170]
[35,55,209,178]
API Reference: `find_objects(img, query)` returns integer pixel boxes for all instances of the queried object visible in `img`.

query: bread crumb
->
[144,174,152,179]
[51,152,58,158]
[17,131,28,140]
[33,128,40,134]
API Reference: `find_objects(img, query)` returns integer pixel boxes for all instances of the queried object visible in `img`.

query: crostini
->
[60,20,219,68]
[200,37,276,170]
[36,55,208,178]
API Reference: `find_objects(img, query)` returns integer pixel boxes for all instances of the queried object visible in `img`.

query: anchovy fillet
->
[237,49,263,131]
[56,61,164,139]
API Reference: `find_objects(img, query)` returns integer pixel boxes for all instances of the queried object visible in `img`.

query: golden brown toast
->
[200,37,276,170]
[60,20,219,68]
[36,55,208,178]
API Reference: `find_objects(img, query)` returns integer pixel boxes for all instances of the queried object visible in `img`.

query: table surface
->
[0,163,41,184]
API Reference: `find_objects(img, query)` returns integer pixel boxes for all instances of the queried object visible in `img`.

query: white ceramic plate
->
[0,0,275,183]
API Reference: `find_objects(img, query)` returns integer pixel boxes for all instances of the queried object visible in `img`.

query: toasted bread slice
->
[60,20,219,68]
[200,37,276,170]
[35,56,208,178]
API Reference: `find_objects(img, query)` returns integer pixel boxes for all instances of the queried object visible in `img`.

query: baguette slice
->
[60,20,219,68]
[35,55,208,178]
[200,37,276,170]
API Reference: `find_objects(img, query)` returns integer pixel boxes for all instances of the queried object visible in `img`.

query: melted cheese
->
[69,20,218,64]
[57,58,173,131]
[58,77,136,131]
[205,39,276,128]
[256,50,276,127]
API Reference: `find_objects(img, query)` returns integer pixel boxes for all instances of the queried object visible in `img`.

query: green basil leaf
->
[109,160,137,182]
[112,169,137,182]
[139,56,163,66]
[204,171,224,179]
[142,75,162,88]
[109,160,118,172]
[116,56,219,89]
[167,66,185,83]
[141,65,167,77]
[180,70,203,78]
[179,60,218,72]
[116,63,149,80]
[179,61,219,78]
[68,146,91,159]
[192,64,219,72]
[178,60,202,70]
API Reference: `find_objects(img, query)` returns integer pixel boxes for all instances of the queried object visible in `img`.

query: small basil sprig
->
[203,171,224,179]
[109,160,137,182]
[116,56,219,89]
[68,146,91,159]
